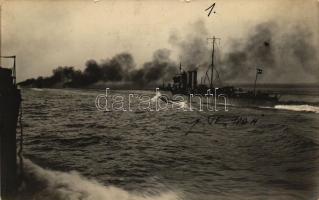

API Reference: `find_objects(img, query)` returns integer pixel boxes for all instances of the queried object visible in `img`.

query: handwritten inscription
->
[185,115,260,135]
[205,3,216,17]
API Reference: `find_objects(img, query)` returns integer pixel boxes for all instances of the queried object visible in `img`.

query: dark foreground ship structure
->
[160,37,279,107]
[0,56,22,199]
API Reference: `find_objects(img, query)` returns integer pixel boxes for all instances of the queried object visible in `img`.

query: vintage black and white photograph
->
[1,0,319,199]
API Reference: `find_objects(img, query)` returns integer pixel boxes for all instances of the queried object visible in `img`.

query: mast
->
[253,70,258,96]
[253,68,262,96]
[211,37,214,89]
[207,37,220,89]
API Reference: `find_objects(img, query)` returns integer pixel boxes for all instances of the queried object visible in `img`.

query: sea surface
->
[17,87,319,200]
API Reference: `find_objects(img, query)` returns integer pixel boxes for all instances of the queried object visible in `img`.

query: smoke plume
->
[20,19,319,88]
[219,21,319,83]
[169,20,211,71]
[130,49,178,85]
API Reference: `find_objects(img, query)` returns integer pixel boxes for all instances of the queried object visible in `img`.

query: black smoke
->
[19,20,319,88]
[169,20,210,71]
[100,53,135,82]
[219,21,319,83]
[19,50,178,88]
[169,20,318,84]
[129,49,178,85]
[218,21,277,82]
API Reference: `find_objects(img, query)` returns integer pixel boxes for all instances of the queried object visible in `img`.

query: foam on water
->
[274,104,319,114]
[151,91,162,102]
[150,91,188,109]
[30,88,44,92]
[21,159,181,200]
[171,101,188,109]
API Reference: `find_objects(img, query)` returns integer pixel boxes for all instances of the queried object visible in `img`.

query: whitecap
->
[20,159,182,200]
[274,104,319,114]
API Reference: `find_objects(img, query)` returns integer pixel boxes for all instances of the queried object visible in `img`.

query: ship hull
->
[159,90,279,110]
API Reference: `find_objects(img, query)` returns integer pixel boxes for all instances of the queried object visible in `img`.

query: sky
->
[1,0,318,83]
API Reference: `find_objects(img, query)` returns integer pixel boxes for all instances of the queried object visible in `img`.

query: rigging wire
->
[214,42,223,86]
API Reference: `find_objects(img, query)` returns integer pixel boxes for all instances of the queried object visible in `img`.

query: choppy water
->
[18,88,319,200]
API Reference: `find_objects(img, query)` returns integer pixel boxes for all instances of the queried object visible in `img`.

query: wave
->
[150,92,188,110]
[30,88,44,91]
[278,100,319,106]
[151,91,162,102]
[19,159,181,200]
[171,101,188,109]
[274,105,319,114]
[278,94,319,106]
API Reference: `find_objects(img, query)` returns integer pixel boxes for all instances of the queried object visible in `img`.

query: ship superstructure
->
[160,36,279,106]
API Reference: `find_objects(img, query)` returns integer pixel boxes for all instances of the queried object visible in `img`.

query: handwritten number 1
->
[205,3,216,17]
